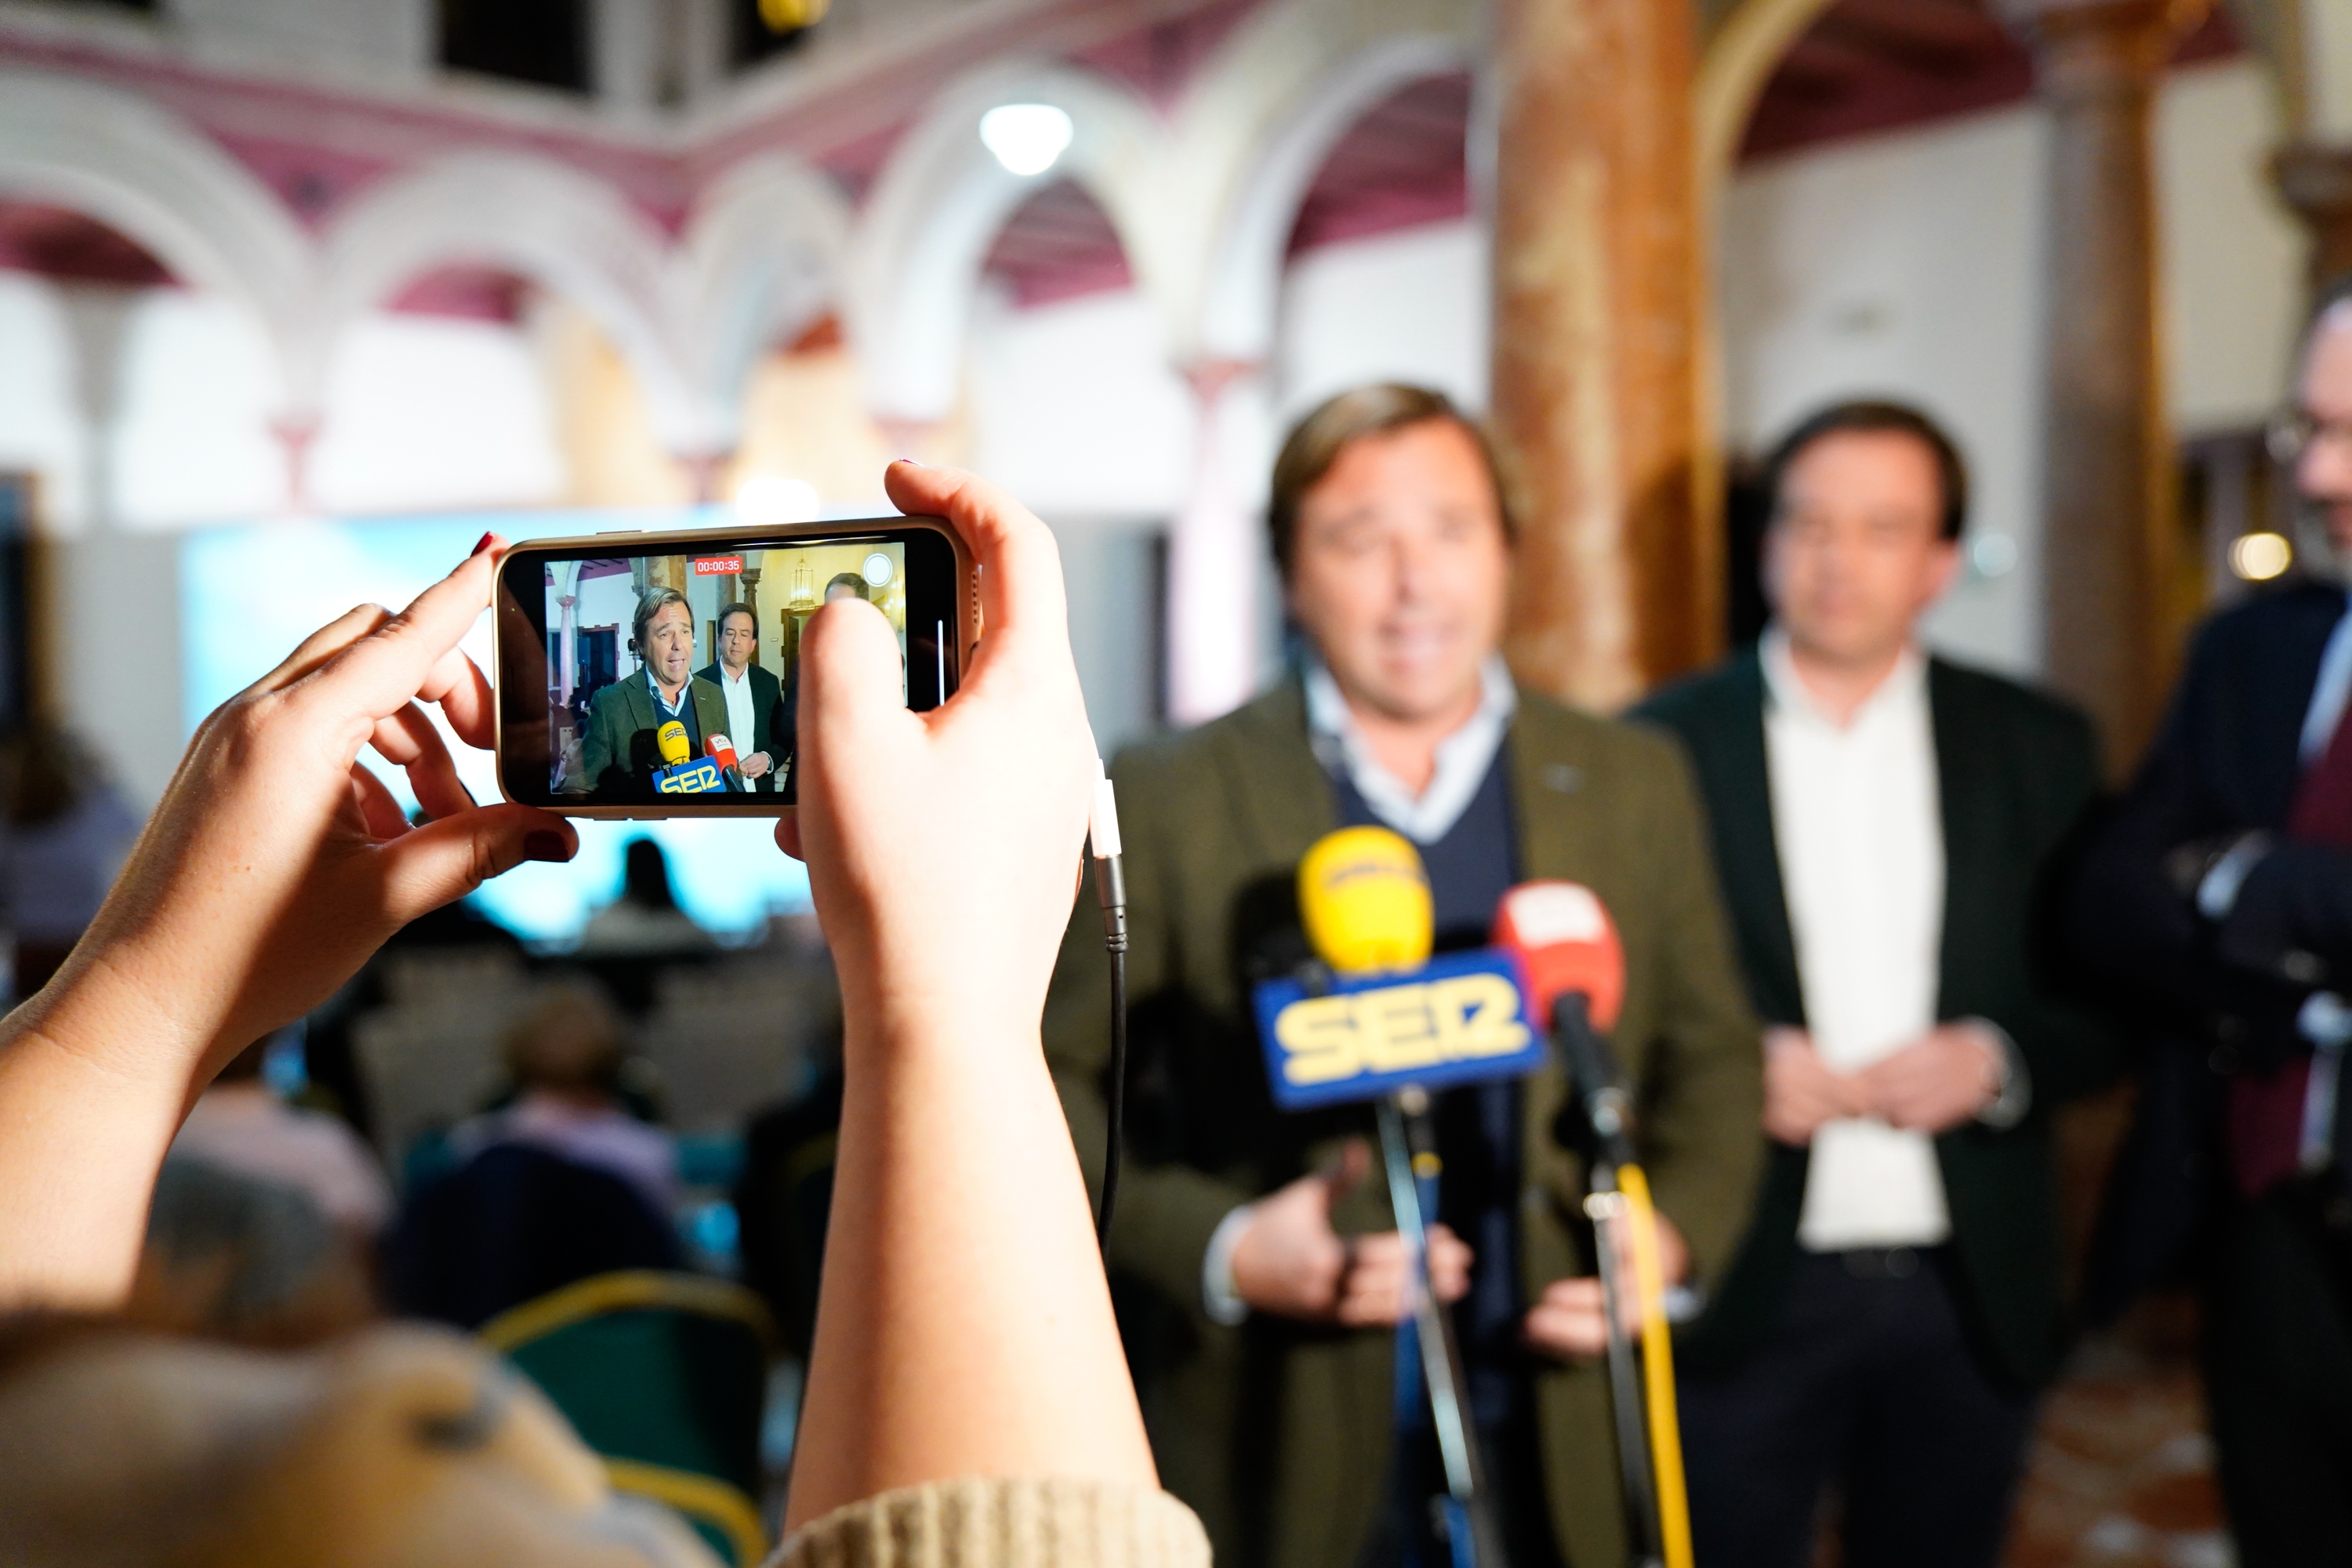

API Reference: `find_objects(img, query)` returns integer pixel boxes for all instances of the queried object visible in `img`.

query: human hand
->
[739,751,772,780]
[1231,1141,1472,1326]
[34,535,576,1091]
[1523,1208,1690,1361]
[775,462,1096,1051]
[775,463,1156,1521]
[0,537,577,1306]
[1857,1022,2005,1134]
[1762,1025,1867,1146]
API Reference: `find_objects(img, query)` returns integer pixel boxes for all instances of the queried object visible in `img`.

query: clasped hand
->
[1229,1141,1473,1327]
[1762,1022,2004,1146]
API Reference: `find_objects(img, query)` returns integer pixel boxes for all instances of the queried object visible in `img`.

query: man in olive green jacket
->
[1044,386,1763,1568]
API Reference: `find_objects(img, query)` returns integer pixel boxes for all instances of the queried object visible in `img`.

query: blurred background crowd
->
[0,0,2343,1563]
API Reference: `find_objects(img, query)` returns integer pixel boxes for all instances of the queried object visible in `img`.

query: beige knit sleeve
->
[765,1477,1211,1568]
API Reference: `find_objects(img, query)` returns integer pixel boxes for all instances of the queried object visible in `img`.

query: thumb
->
[376,803,576,923]
[800,597,911,753]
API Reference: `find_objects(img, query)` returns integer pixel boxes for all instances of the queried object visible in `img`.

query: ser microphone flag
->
[1253,826,1543,1110]
[651,717,726,794]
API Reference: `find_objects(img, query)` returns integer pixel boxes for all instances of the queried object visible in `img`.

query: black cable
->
[1091,841,1129,1251]
[1087,764,1129,1254]
[1098,941,1127,1252]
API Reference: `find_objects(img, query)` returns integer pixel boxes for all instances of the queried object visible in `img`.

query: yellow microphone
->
[1298,826,1434,977]
[656,720,690,768]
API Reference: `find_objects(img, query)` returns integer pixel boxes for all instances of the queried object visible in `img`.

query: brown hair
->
[1760,399,1970,542]
[1267,383,1513,579]
[503,980,626,1094]
[716,601,757,636]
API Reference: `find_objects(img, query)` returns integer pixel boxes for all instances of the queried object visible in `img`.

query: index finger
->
[306,536,505,722]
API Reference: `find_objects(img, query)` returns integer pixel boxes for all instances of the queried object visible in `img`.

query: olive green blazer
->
[576,673,731,800]
[1044,681,1764,1568]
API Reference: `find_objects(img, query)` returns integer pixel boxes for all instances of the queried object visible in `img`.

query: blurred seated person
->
[0,723,139,1000]
[448,981,677,1219]
[0,466,1202,1568]
[390,981,681,1328]
[299,896,525,1142]
[129,1157,379,1348]
[171,1030,392,1240]
[575,587,735,800]
[695,604,786,794]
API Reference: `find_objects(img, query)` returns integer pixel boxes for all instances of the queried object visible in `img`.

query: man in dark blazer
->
[695,602,786,793]
[1044,385,1763,1568]
[2067,278,2352,1562]
[573,585,732,800]
[1640,401,2111,1568]
[768,574,870,801]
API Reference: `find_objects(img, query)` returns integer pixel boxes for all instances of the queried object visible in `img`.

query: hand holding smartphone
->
[493,517,977,814]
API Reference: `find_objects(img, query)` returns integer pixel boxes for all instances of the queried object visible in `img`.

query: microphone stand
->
[1377,1086,1508,1568]
[1552,996,1666,1568]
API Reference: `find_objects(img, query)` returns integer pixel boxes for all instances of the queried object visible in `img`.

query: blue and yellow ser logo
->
[655,757,727,794]
[1250,949,1543,1111]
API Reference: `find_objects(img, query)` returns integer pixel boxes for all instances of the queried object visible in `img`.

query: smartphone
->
[493,517,976,815]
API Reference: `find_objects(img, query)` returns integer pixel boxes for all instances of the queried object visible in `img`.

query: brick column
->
[1490,0,1715,710]
[2003,0,2208,774]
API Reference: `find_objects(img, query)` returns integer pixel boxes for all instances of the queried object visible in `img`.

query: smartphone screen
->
[494,520,967,813]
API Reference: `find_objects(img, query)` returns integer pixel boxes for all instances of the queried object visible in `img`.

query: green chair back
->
[483,1271,773,1566]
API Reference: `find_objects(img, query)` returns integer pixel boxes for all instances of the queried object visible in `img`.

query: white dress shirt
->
[1301,654,1518,844]
[1762,629,1955,1251]
[716,661,760,767]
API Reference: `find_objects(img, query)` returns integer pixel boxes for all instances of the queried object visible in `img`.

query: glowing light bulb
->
[980,103,1074,177]
[2230,531,2292,583]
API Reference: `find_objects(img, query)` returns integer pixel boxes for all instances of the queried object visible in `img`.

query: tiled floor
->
[2005,1295,2232,1568]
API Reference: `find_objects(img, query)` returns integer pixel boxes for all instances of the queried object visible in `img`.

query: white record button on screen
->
[862,552,895,587]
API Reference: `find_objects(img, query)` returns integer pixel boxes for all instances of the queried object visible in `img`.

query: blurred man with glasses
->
[2071,274,2352,1562]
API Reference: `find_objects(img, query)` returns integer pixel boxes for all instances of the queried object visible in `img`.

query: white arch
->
[0,67,314,405]
[1166,0,1477,368]
[675,152,854,448]
[848,60,1165,423]
[317,151,712,452]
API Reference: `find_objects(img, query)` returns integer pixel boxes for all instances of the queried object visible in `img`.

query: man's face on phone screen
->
[644,602,694,691]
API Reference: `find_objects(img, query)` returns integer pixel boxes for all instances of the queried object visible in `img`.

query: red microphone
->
[1492,880,1625,1033]
[1492,881,1633,1152]
[706,733,742,789]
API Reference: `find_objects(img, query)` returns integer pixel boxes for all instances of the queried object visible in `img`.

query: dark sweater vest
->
[1326,746,1525,1426]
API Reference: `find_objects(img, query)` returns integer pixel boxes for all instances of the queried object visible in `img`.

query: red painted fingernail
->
[524,831,570,862]
[471,532,496,557]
